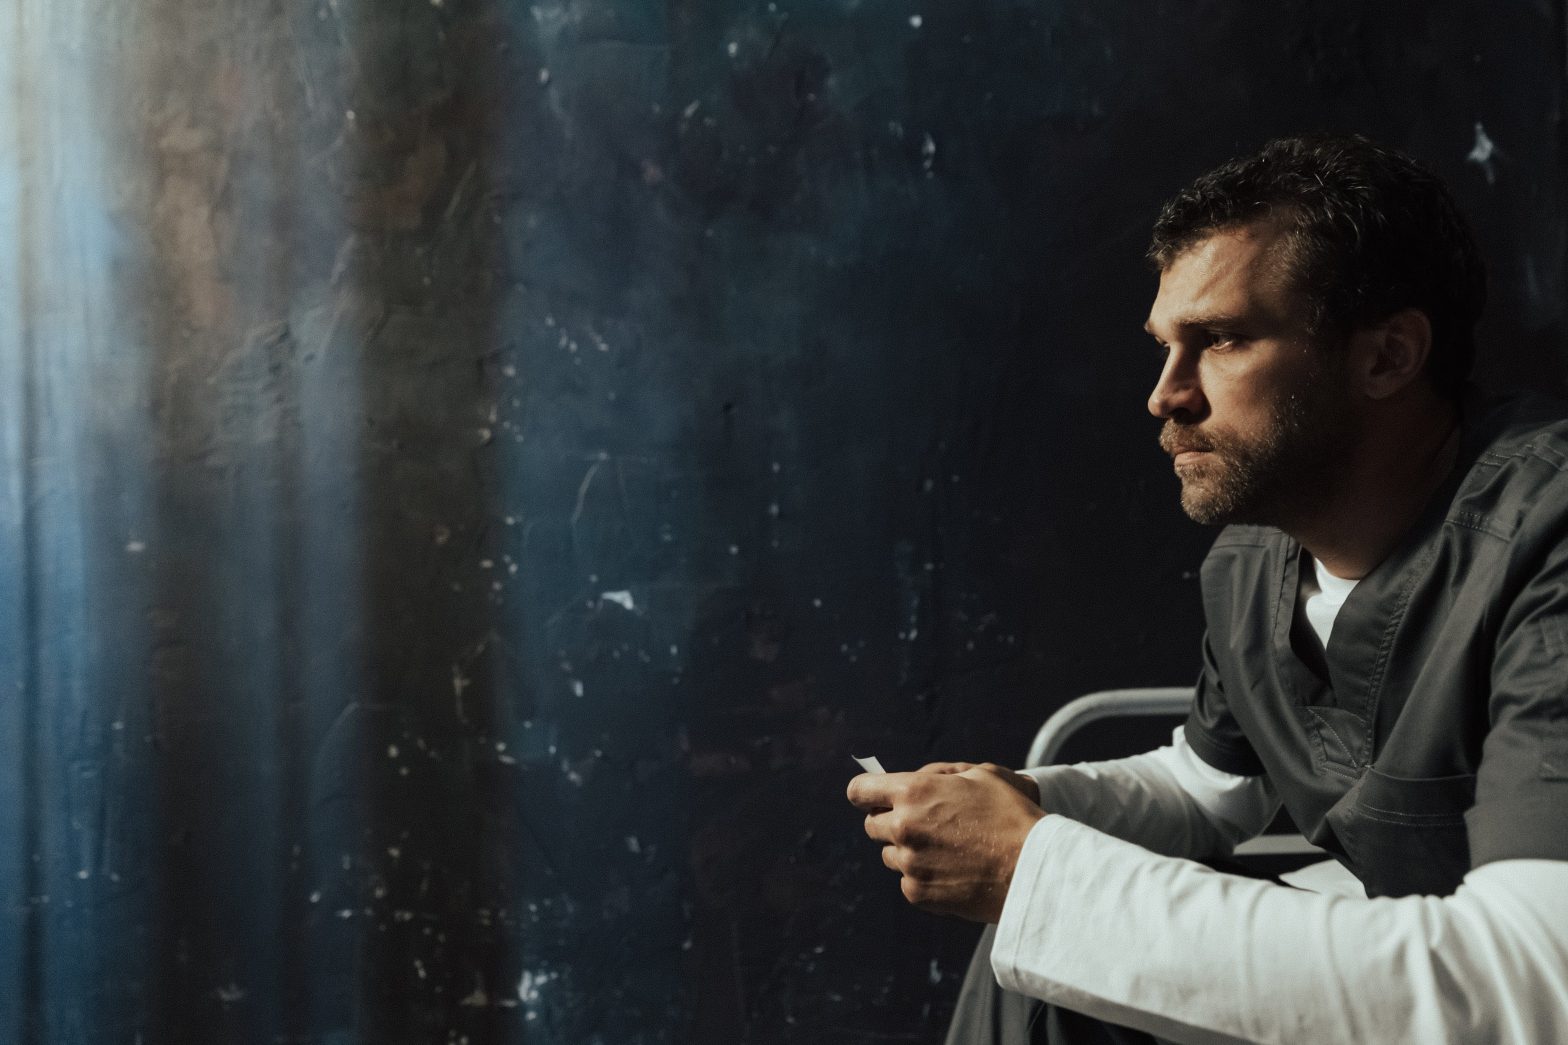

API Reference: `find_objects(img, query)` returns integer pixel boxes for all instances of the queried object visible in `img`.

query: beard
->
[1159,371,1358,527]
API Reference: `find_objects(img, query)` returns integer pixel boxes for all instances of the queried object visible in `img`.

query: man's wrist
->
[1014,768,1042,806]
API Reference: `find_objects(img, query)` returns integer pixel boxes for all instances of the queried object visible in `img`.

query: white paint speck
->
[1467,121,1497,185]
[125,540,146,554]
[570,679,585,698]
[929,958,942,984]
[921,132,937,172]
[538,67,550,85]
[600,590,636,612]
[626,835,641,854]
[215,982,247,1003]
[518,969,559,1004]
[909,14,923,27]
[727,41,739,56]
[387,744,399,759]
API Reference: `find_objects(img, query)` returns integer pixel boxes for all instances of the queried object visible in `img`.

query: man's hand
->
[847,765,1046,923]
[914,761,1042,805]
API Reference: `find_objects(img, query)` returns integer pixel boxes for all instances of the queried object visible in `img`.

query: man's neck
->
[1288,398,1461,580]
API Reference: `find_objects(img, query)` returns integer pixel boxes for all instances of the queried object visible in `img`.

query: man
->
[847,133,1568,1043]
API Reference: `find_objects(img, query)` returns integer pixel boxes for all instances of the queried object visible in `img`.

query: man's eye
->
[1204,331,1240,350]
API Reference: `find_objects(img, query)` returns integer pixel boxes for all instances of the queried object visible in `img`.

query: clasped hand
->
[846,761,1045,924]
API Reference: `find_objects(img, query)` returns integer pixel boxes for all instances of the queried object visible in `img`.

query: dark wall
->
[0,1,1564,1043]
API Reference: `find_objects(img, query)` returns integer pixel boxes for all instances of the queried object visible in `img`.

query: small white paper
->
[852,755,886,775]
[1280,859,1366,898]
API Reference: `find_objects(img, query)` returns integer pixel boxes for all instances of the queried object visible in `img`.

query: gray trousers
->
[943,924,1167,1045]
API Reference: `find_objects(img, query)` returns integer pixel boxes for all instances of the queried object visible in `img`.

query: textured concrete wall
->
[0,1,1563,1042]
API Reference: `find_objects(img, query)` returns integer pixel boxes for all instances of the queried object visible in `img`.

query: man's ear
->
[1352,308,1433,400]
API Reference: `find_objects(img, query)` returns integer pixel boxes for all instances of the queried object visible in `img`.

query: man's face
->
[1144,221,1358,526]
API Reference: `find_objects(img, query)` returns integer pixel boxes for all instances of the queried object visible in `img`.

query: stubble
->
[1160,371,1357,527]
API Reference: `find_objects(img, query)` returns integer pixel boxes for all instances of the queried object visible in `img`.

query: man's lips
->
[1158,422,1215,465]
[1165,441,1215,469]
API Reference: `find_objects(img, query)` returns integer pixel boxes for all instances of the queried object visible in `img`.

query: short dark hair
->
[1148,133,1487,399]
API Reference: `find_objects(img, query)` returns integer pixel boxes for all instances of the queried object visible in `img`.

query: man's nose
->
[1147,350,1205,419]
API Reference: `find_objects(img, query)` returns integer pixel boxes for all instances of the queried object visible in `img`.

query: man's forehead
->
[1146,221,1298,332]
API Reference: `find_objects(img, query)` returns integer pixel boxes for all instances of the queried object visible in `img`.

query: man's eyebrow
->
[1148,311,1250,335]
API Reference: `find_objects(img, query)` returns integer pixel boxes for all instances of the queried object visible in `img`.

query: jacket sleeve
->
[1469,513,1568,867]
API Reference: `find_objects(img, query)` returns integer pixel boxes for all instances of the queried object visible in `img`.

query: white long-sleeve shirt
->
[998,734,1568,1043]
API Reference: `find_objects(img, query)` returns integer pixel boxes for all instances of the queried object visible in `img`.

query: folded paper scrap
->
[852,755,886,774]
